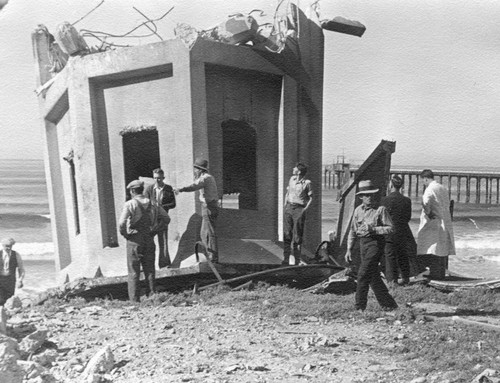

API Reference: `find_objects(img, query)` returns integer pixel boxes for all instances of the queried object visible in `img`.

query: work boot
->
[281,256,290,266]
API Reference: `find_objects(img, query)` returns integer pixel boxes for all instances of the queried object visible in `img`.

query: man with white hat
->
[119,180,170,302]
[174,159,219,263]
[345,180,398,311]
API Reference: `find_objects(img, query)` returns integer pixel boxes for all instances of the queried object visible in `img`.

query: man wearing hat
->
[0,237,25,306]
[381,175,415,286]
[174,159,219,263]
[119,180,170,302]
[417,169,455,279]
[345,180,398,311]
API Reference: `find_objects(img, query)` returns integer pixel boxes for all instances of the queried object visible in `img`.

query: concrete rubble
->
[0,302,116,383]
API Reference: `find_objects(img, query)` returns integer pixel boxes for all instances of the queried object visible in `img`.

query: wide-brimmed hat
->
[193,158,208,171]
[126,180,144,190]
[356,180,379,195]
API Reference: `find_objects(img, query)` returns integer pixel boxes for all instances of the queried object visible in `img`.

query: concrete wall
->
[204,65,282,240]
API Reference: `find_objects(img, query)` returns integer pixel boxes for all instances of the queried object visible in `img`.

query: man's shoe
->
[281,261,289,266]
[354,305,366,311]
[381,305,398,312]
[398,278,410,286]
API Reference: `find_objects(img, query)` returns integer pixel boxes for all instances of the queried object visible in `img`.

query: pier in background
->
[323,164,500,205]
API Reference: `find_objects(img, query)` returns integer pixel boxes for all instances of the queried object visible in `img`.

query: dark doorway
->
[222,119,257,210]
[122,129,160,199]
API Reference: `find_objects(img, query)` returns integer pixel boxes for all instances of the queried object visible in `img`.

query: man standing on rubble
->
[174,159,220,263]
[417,169,455,279]
[144,168,176,268]
[283,163,313,266]
[119,180,170,302]
[345,180,398,311]
[381,175,414,286]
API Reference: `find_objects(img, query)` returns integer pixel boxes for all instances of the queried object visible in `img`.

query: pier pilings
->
[323,166,500,205]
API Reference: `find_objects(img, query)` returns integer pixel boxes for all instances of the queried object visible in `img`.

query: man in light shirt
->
[283,163,313,266]
[144,168,176,268]
[345,180,398,311]
[0,237,25,306]
[174,159,219,263]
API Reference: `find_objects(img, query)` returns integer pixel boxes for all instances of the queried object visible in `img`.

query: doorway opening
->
[121,127,160,199]
[221,119,257,210]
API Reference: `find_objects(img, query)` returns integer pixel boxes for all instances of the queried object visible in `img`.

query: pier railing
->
[323,166,500,205]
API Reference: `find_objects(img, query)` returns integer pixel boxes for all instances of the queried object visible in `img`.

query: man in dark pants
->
[119,180,170,302]
[283,163,313,266]
[381,175,414,285]
[174,159,219,263]
[345,180,398,311]
[144,168,176,268]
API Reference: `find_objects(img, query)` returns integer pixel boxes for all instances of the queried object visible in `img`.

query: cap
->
[126,180,144,190]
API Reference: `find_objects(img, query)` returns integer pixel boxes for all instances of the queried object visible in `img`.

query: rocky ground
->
[1,288,500,383]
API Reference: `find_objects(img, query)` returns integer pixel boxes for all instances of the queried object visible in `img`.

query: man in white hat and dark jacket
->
[119,180,170,302]
[174,159,219,263]
[345,180,398,311]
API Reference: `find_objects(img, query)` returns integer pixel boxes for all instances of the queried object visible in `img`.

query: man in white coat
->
[417,169,456,279]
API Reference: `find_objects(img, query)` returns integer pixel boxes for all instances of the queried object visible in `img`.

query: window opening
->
[120,125,161,200]
[222,119,257,210]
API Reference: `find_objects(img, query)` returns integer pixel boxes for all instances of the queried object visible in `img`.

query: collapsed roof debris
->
[36,1,365,78]
[321,16,366,37]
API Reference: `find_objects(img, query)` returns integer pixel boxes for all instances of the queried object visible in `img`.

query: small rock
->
[17,360,45,379]
[31,348,58,367]
[471,368,498,383]
[81,306,103,315]
[246,364,269,371]
[305,316,319,322]
[81,345,114,378]
[396,333,406,340]
[72,364,85,373]
[19,330,48,356]
[410,377,427,383]
[0,334,23,382]
[393,320,402,326]
[225,364,242,373]
[441,370,460,382]
[5,296,22,312]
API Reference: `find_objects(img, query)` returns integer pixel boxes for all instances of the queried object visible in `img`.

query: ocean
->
[0,159,499,296]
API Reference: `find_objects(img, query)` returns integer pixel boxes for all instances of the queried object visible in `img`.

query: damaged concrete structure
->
[33,3,328,283]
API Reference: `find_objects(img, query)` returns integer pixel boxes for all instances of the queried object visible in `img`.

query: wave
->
[14,242,54,257]
[483,256,500,263]
[455,238,500,250]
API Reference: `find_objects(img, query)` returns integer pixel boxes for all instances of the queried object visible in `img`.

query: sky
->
[1,0,500,168]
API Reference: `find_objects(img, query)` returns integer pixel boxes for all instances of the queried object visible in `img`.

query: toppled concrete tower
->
[33,2,327,283]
